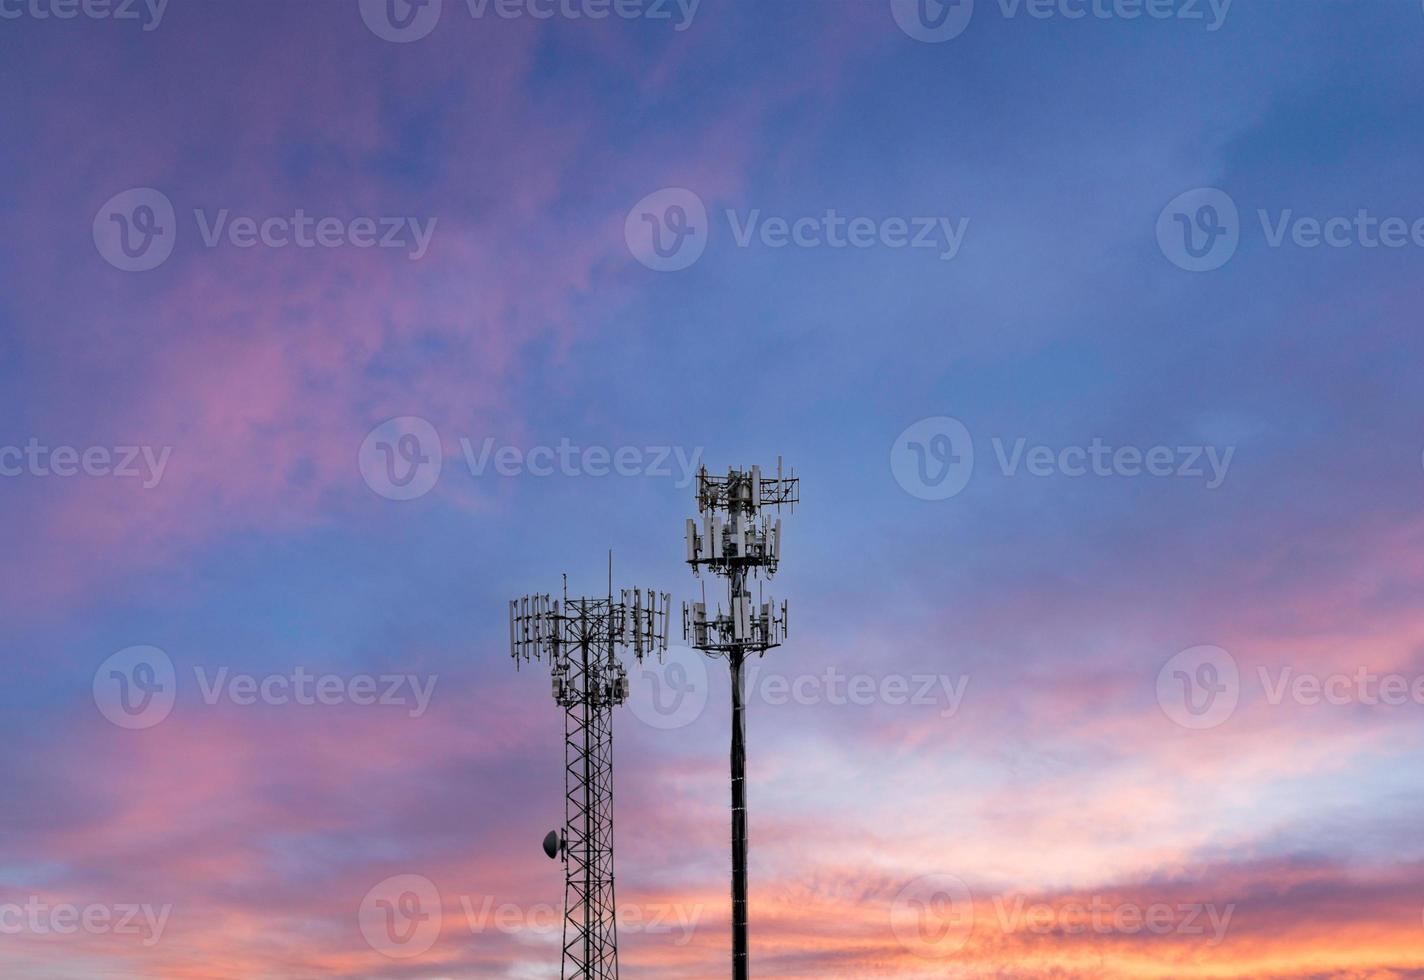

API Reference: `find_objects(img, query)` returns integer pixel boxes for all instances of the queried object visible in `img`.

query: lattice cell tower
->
[510,566,671,980]
[682,460,799,980]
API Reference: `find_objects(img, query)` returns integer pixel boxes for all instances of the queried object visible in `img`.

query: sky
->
[3,0,1424,977]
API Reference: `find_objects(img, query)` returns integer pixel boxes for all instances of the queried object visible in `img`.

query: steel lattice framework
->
[511,575,670,980]
[682,461,799,980]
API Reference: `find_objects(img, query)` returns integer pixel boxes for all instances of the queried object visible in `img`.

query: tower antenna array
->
[682,459,799,980]
[510,562,671,980]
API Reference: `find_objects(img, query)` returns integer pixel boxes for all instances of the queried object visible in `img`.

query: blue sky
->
[3,1,1424,976]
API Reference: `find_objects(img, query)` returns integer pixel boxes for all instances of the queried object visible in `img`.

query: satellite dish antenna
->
[542,830,562,861]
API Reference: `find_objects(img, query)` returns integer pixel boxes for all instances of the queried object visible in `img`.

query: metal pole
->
[583,631,593,978]
[730,650,749,980]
